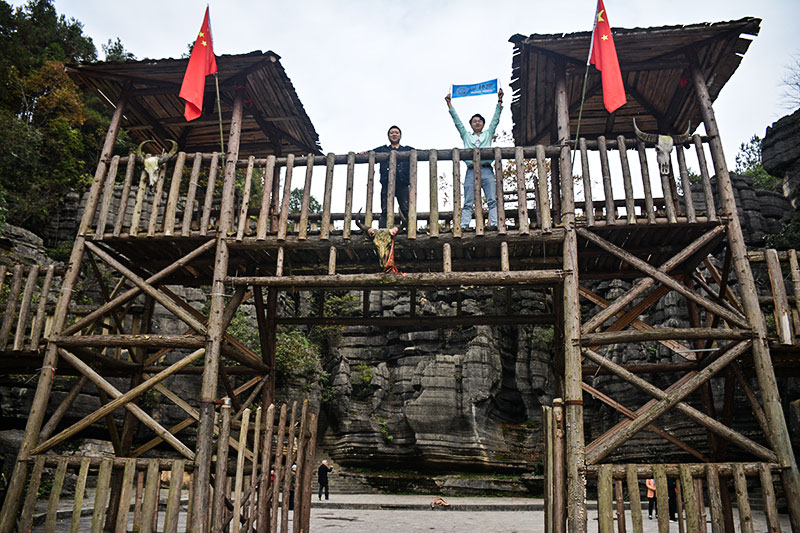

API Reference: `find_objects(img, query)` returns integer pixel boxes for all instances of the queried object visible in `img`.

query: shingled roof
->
[509,17,761,144]
[67,51,322,156]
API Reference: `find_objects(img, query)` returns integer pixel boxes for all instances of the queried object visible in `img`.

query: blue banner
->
[451,79,498,98]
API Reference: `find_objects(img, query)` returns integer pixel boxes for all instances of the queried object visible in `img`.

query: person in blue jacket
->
[445,88,503,229]
[373,125,414,228]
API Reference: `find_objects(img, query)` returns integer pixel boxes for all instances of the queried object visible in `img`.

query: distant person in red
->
[317,459,333,501]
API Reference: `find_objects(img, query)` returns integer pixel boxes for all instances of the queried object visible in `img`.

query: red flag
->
[179,6,218,121]
[589,0,626,113]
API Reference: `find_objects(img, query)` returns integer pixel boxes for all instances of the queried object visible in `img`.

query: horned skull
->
[633,119,690,177]
[356,219,399,270]
[135,140,178,186]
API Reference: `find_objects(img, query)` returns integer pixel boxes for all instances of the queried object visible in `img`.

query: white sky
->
[41,0,799,170]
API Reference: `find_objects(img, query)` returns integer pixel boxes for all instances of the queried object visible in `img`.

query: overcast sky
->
[41,0,800,169]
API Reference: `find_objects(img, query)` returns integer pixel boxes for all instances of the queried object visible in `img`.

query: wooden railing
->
[9,400,316,533]
[0,264,56,352]
[84,136,720,242]
[749,248,800,346]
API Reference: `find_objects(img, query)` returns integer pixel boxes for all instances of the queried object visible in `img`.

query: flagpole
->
[214,73,225,167]
[571,0,601,168]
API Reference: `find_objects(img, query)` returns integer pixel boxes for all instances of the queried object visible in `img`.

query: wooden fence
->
[749,249,800,346]
[9,401,316,533]
[0,264,56,353]
[84,136,719,241]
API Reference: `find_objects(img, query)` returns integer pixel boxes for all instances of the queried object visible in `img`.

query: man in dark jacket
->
[373,125,413,228]
[317,459,333,501]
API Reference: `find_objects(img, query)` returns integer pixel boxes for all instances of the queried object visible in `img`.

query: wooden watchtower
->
[0,16,798,533]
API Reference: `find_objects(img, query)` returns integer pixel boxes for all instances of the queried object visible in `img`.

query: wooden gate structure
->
[1,16,799,533]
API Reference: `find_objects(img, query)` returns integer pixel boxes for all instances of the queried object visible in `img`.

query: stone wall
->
[763,107,800,206]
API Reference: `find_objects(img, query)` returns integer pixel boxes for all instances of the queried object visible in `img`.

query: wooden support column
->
[0,88,129,532]
[690,52,800,529]
[190,87,245,532]
[555,58,586,533]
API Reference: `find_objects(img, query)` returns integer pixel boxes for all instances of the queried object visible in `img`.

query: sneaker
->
[648,515,652,520]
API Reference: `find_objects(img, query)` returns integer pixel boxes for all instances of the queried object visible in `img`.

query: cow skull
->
[356,220,399,270]
[135,140,178,186]
[633,119,690,177]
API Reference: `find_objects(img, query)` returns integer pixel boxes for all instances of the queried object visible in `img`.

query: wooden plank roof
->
[509,17,761,144]
[67,51,322,156]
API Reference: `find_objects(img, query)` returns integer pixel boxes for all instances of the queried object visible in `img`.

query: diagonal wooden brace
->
[31,348,204,459]
[84,241,207,334]
[62,239,216,336]
[583,342,777,464]
[582,225,726,333]
[578,227,749,330]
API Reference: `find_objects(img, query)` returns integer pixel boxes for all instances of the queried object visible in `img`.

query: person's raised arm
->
[486,88,505,138]
[445,92,467,138]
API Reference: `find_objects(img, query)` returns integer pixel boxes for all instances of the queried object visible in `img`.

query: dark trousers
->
[318,481,329,500]
[379,180,410,228]
[648,496,656,516]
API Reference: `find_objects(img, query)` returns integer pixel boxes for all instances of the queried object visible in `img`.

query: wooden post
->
[164,151,187,236]
[494,147,506,234]
[675,145,696,223]
[473,148,484,234]
[277,154,294,241]
[387,150,397,228]
[544,405,553,533]
[555,55,586,532]
[321,153,335,239]
[598,136,615,224]
[366,150,376,228]
[766,249,793,345]
[692,136,717,221]
[95,154,120,239]
[182,152,203,236]
[625,465,642,533]
[598,464,614,533]
[614,479,626,533]
[732,464,754,533]
[617,136,636,224]
[690,52,800,529]
[535,145,552,232]
[212,400,231,533]
[343,152,355,239]
[635,141,656,224]
[257,155,276,240]
[408,149,418,238]
[0,89,128,533]
[553,399,566,533]
[515,146,531,232]
[200,153,220,236]
[579,139,594,226]
[758,462,781,533]
[452,148,462,237]
[297,153,314,240]
[235,156,256,240]
[428,149,439,237]
[191,87,245,532]
[114,152,136,236]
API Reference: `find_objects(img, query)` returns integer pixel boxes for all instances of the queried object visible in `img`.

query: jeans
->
[462,165,497,228]
[379,180,410,228]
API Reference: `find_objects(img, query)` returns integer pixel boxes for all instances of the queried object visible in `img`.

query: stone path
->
[31,493,793,532]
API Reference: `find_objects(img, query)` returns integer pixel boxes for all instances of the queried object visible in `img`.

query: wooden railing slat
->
[693,135,717,221]
[473,148,484,234]
[113,458,137,533]
[366,151,376,228]
[625,465,643,533]
[343,152,355,239]
[14,265,39,350]
[236,156,256,240]
[321,153,334,239]
[598,464,614,533]
[298,153,314,240]
[452,149,462,237]
[163,151,187,236]
[598,136,616,224]
[428,149,438,237]
[95,155,120,239]
[517,146,531,233]
[199,153,220,236]
[408,149,418,238]
[0,265,24,350]
[386,150,397,228]
[146,165,168,237]
[114,153,136,236]
[766,248,794,344]
[676,145,696,223]
[18,455,46,533]
[732,463,755,533]
[139,460,160,533]
[494,147,506,234]
[617,136,636,224]
[579,138,595,226]
[70,457,91,533]
[163,460,185,533]
[535,145,552,232]
[635,141,657,224]
[256,155,276,240]
[90,458,113,533]
[29,265,55,349]
[182,153,203,236]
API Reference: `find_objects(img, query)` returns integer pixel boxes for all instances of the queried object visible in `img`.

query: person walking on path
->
[646,478,657,519]
[444,88,503,229]
[289,464,297,510]
[318,459,333,501]
[372,126,414,228]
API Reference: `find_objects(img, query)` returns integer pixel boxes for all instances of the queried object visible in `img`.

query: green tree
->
[0,0,133,232]
[102,38,135,62]
[289,188,321,213]
[734,135,780,191]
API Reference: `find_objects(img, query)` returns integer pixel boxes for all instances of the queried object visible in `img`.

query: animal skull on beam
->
[356,220,399,271]
[135,139,178,186]
[633,119,690,179]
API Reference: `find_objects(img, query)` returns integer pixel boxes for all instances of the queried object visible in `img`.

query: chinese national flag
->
[589,0,626,113]
[179,6,218,121]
